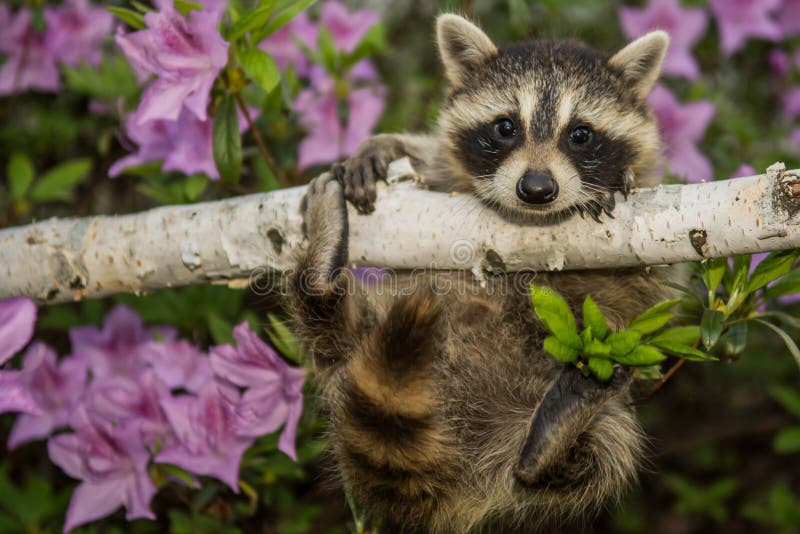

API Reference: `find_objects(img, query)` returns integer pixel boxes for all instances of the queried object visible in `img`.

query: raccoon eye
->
[569,125,593,145]
[493,118,517,139]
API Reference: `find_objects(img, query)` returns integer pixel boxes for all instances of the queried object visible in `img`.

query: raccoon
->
[290,14,675,533]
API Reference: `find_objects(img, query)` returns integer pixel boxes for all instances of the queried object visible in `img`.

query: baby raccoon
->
[290,14,675,533]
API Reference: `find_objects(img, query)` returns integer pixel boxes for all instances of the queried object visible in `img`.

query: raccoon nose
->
[516,172,558,204]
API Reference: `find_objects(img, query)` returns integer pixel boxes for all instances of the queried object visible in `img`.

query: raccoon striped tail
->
[332,289,456,525]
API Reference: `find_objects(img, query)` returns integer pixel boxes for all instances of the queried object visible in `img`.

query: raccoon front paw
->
[333,138,402,214]
[301,173,349,284]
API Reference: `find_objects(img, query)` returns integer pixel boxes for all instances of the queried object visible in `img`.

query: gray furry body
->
[290,14,676,533]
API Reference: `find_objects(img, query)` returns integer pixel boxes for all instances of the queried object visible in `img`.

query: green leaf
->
[747,250,800,295]
[613,344,666,366]
[770,384,800,418]
[629,312,674,335]
[183,175,208,202]
[649,325,701,346]
[703,257,728,305]
[588,357,614,381]
[266,313,303,363]
[721,321,748,356]
[107,6,146,29]
[758,311,800,330]
[28,159,91,202]
[227,2,275,42]
[764,269,800,301]
[543,336,579,363]
[651,340,718,362]
[174,0,204,16]
[531,284,581,349]
[583,339,611,358]
[213,94,242,184]
[700,309,724,350]
[752,319,800,370]
[628,298,681,334]
[252,0,318,43]
[7,152,35,199]
[582,295,608,340]
[607,330,642,357]
[207,311,234,345]
[317,27,338,72]
[774,426,800,454]
[240,48,281,94]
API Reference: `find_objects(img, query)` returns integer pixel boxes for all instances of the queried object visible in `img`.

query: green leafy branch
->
[531,284,716,382]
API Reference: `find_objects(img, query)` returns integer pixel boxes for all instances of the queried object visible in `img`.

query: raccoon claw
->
[335,156,382,214]
[301,173,349,279]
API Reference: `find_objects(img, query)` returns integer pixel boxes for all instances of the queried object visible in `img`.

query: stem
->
[234,93,287,187]
[642,358,686,398]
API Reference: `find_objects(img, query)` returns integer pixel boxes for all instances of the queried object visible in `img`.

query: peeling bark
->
[1,160,799,304]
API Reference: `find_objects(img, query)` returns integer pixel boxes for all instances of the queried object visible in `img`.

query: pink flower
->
[69,305,171,379]
[140,340,213,393]
[790,127,800,148]
[84,370,174,449]
[0,8,61,95]
[0,296,36,365]
[48,408,157,532]
[649,85,715,182]
[110,107,220,179]
[295,62,385,168]
[731,164,757,178]
[45,0,113,67]
[709,0,782,55]
[0,372,41,416]
[156,380,254,491]
[7,342,88,449]
[619,0,708,80]
[783,87,800,119]
[779,0,800,35]
[259,11,317,76]
[768,49,791,77]
[115,0,228,124]
[210,322,305,460]
[321,0,380,54]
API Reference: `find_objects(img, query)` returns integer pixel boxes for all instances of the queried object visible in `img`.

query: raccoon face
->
[435,15,668,222]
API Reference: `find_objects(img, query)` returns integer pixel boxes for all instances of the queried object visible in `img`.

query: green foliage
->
[743,484,800,534]
[0,466,71,533]
[665,474,740,523]
[531,284,713,381]
[213,94,243,184]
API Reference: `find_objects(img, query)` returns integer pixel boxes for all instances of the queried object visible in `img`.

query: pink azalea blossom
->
[45,0,113,67]
[0,372,41,416]
[48,408,157,532]
[69,305,170,379]
[0,8,61,95]
[649,85,715,182]
[7,342,88,449]
[768,49,791,76]
[210,322,305,459]
[732,164,757,178]
[709,0,782,55]
[321,0,380,54]
[295,62,385,168]
[619,0,708,80]
[84,370,174,449]
[783,87,800,119]
[790,127,800,148]
[0,296,36,365]
[110,107,220,179]
[115,0,228,123]
[259,11,317,76]
[778,0,800,35]
[156,380,254,491]
[140,340,213,393]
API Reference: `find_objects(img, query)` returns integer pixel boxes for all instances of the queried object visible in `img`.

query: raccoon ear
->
[437,14,497,87]
[609,31,669,99]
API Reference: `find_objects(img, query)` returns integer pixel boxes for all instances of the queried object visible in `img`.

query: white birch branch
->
[1,160,799,304]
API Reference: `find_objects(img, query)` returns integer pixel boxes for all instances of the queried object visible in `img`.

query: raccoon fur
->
[290,14,678,533]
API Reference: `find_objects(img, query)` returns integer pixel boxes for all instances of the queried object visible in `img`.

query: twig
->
[234,92,287,187]
[642,358,686,399]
